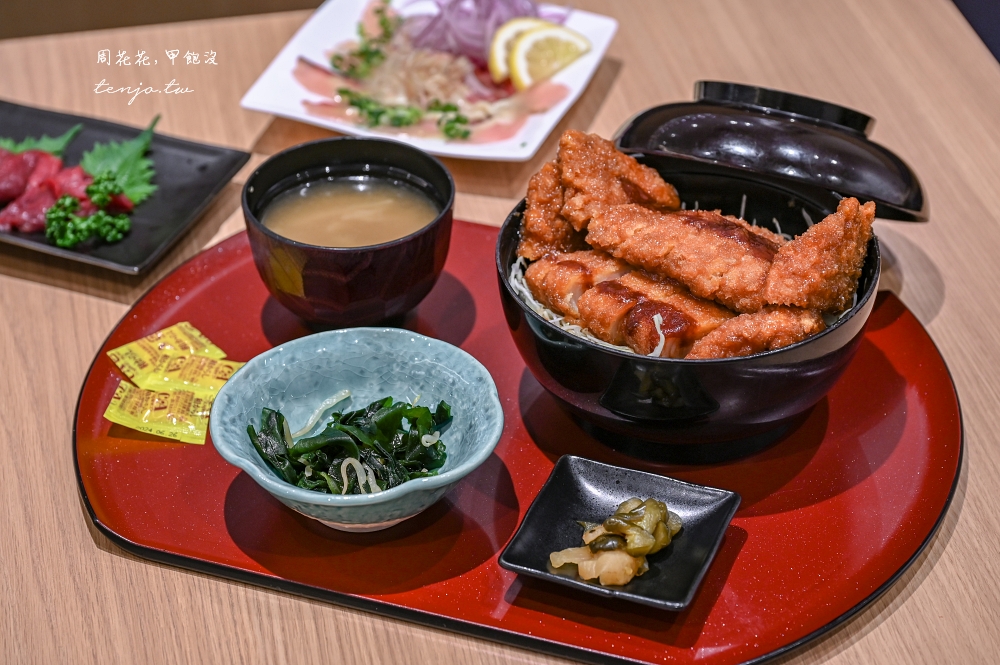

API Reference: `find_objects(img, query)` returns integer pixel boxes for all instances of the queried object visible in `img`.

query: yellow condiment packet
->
[103,380,214,445]
[106,321,226,383]
[134,353,245,397]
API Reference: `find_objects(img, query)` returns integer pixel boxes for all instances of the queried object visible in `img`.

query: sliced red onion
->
[403,0,569,64]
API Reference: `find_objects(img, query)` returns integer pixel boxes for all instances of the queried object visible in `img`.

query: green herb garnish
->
[0,124,82,157]
[428,99,470,139]
[247,396,453,494]
[385,105,423,127]
[338,88,423,128]
[336,91,471,139]
[331,0,402,79]
[439,113,470,139]
[84,171,124,209]
[374,0,399,41]
[44,195,131,248]
[88,209,131,243]
[80,115,159,204]
[427,100,459,113]
[331,40,386,79]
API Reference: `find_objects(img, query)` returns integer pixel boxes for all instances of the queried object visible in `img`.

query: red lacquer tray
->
[75,221,962,665]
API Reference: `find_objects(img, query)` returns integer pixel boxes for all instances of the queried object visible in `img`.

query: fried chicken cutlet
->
[558,130,680,231]
[523,250,630,320]
[513,130,875,360]
[764,197,876,311]
[517,160,588,260]
[686,307,826,359]
[517,132,681,259]
[577,271,734,358]
[586,205,786,312]
[588,198,874,315]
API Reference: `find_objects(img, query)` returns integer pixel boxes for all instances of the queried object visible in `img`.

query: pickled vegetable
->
[578,549,645,586]
[588,533,626,552]
[549,497,682,586]
[603,515,657,556]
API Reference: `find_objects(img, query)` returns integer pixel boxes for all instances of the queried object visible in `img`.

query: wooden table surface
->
[2,1,999,663]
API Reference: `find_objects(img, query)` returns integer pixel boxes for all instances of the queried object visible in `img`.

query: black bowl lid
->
[614,81,927,221]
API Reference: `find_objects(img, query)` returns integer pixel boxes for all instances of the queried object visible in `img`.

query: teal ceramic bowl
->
[210,328,503,532]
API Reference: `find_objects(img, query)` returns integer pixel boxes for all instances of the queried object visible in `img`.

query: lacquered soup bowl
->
[243,137,455,327]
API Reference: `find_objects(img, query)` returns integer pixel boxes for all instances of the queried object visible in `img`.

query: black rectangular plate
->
[0,99,249,274]
[499,455,740,610]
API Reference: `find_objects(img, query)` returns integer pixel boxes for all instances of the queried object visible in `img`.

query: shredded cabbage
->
[510,254,856,355]
[509,256,633,352]
[649,313,666,357]
[770,217,792,241]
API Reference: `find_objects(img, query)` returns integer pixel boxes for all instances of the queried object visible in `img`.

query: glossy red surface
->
[76,222,962,665]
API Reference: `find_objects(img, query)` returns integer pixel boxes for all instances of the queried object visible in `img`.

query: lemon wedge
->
[488,17,552,84]
[508,25,591,91]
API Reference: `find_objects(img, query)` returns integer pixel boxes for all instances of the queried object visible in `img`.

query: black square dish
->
[0,100,249,274]
[499,456,740,610]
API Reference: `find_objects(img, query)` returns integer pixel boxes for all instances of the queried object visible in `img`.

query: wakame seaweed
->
[246,396,452,494]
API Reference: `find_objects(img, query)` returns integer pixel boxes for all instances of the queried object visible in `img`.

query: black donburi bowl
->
[496,153,880,448]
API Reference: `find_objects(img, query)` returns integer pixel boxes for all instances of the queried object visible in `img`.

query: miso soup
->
[263,177,440,247]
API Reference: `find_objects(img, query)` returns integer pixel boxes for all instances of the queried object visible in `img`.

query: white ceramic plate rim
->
[210,328,504,506]
[240,0,618,161]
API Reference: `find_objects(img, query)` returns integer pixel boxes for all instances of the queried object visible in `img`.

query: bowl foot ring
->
[576,412,810,464]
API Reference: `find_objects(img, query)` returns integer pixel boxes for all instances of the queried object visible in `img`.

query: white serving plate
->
[241,0,618,161]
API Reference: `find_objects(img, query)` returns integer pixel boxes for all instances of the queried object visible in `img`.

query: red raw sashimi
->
[48,165,93,198]
[107,193,134,214]
[49,166,135,217]
[46,165,134,216]
[0,183,56,233]
[48,166,98,215]
[2,158,137,235]
[26,151,63,188]
[1,151,64,233]
[0,151,41,204]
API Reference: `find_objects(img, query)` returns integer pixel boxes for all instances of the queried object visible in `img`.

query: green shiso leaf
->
[0,124,83,157]
[80,115,159,204]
